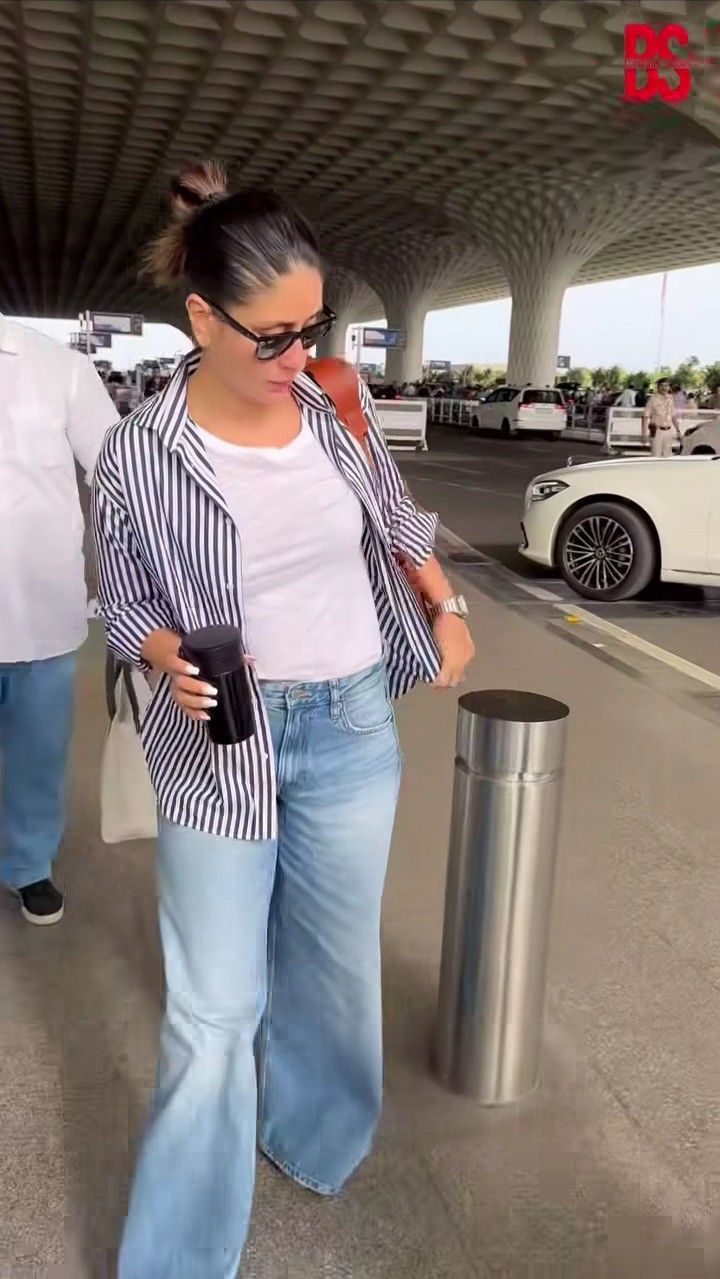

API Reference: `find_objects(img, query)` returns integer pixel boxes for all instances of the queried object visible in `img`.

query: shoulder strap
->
[307,357,429,614]
[305,357,373,462]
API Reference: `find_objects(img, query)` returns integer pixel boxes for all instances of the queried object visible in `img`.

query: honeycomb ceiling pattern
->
[1,0,720,325]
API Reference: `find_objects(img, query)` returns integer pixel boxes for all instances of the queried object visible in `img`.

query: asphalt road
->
[399,427,595,574]
[397,424,720,683]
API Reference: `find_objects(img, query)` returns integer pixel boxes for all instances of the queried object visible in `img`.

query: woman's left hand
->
[433,613,475,689]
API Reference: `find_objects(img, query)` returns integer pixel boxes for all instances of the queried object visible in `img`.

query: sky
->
[421,263,720,372]
[12,261,720,374]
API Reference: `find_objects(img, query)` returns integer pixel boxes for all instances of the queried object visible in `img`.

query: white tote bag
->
[100,658,158,844]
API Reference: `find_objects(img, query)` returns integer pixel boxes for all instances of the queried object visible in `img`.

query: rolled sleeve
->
[91,457,177,667]
[359,380,438,568]
[65,354,119,482]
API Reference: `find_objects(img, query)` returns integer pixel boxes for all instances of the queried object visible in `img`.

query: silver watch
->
[429,594,469,621]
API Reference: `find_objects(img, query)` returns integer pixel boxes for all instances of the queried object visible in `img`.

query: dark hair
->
[142,159,322,303]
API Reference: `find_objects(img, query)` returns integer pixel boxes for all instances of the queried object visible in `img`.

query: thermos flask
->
[180,624,255,746]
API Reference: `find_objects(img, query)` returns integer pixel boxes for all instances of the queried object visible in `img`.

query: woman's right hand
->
[140,629,217,722]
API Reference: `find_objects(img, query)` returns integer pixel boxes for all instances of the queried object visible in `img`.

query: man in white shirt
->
[0,317,117,924]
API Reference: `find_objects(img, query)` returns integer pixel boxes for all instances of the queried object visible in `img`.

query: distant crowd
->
[365,376,720,413]
[368,379,479,401]
[560,382,720,412]
[98,367,174,417]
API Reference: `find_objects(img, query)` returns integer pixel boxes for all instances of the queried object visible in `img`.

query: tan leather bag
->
[305,357,374,460]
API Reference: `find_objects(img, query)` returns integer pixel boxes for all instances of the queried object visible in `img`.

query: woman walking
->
[92,159,473,1278]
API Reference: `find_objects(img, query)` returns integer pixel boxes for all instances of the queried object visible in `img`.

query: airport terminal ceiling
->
[1,0,720,324]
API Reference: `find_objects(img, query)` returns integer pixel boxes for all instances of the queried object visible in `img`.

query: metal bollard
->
[434,690,569,1104]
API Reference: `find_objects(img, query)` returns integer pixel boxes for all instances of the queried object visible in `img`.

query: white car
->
[681,415,720,456]
[520,455,720,601]
[471,386,567,437]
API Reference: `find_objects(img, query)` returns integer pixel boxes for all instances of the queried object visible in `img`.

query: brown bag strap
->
[305,357,373,463]
[306,357,429,613]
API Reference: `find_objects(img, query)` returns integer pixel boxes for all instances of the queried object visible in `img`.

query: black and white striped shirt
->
[92,352,440,840]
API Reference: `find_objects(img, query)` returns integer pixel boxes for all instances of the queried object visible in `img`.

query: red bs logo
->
[624,24,692,102]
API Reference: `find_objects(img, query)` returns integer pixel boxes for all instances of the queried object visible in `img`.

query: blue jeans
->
[0,653,76,890]
[119,660,402,1279]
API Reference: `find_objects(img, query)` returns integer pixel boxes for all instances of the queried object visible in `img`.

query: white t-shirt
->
[195,418,384,682]
[0,317,119,662]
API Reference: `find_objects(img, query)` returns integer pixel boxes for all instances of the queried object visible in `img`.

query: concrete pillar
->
[315,314,350,358]
[505,257,576,387]
[319,268,379,361]
[383,291,428,385]
[449,177,657,388]
[346,232,481,387]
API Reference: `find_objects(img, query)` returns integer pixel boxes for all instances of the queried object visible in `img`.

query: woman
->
[92,159,474,1279]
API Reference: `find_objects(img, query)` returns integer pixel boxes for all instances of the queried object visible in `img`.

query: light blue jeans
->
[0,653,76,890]
[119,660,402,1279]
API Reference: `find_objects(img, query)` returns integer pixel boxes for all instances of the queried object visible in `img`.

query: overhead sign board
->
[427,359,451,371]
[362,327,406,349]
[556,354,571,369]
[90,311,144,337]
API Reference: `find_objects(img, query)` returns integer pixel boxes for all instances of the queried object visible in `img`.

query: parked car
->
[520,455,720,601]
[471,386,567,437]
[681,415,720,455]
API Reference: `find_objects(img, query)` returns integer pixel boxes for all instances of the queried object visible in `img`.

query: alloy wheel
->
[563,515,634,593]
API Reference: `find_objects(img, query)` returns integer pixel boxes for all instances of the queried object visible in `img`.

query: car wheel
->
[557,502,656,601]
[692,445,715,455]
[501,418,515,437]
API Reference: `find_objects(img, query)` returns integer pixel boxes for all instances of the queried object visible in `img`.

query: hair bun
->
[170,159,228,220]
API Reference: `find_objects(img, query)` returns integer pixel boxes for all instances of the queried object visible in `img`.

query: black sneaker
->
[16,879,65,926]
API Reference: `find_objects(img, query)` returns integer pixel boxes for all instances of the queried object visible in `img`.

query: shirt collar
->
[0,315,20,355]
[144,347,335,452]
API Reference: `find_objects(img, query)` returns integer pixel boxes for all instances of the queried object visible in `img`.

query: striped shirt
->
[92,352,440,840]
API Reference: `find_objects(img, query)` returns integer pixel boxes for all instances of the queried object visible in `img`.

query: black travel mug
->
[180,625,255,746]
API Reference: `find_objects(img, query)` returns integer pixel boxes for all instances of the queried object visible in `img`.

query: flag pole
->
[655,272,668,371]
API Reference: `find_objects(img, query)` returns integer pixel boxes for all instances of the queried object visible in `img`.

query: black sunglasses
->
[202,299,336,361]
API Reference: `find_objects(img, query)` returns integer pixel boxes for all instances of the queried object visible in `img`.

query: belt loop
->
[330,679,340,720]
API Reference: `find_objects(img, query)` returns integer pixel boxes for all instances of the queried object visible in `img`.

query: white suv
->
[471,386,567,438]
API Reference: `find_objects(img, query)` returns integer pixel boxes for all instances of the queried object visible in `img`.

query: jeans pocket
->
[340,669,394,737]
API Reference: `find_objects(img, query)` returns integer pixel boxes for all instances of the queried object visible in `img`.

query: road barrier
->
[604,407,718,454]
[564,405,606,443]
[374,398,428,450]
[427,397,480,428]
[425,397,719,455]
